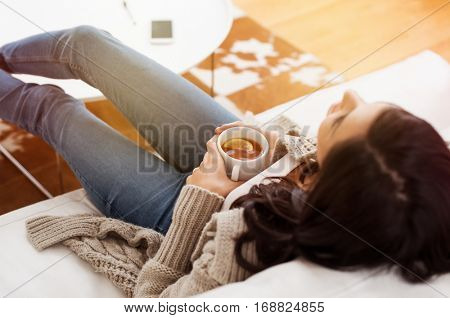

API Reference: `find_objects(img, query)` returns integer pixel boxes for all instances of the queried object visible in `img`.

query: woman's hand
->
[215,121,281,162]
[186,136,243,197]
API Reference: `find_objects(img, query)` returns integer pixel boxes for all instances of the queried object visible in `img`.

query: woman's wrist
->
[186,178,237,198]
[180,184,224,201]
[173,185,225,222]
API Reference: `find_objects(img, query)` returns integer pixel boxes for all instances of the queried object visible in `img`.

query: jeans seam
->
[53,34,98,86]
[68,62,97,87]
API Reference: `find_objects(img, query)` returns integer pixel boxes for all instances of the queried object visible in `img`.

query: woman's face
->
[316,90,392,164]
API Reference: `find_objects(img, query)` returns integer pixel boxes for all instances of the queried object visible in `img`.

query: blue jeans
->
[0,26,238,234]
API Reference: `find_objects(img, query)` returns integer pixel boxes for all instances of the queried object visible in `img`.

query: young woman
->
[2,26,450,297]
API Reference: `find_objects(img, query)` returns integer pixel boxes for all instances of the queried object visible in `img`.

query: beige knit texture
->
[26,185,245,297]
[27,215,163,297]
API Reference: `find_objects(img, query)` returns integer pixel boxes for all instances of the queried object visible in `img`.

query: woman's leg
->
[0,26,239,172]
[0,69,185,234]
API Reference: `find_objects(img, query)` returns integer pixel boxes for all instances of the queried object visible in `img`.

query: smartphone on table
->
[150,20,174,44]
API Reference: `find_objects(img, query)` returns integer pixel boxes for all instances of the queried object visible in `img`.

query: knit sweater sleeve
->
[134,184,225,297]
[135,207,253,298]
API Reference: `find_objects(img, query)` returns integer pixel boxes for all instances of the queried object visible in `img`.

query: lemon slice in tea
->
[222,138,254,151]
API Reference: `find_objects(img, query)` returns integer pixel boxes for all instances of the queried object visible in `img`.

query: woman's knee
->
[65,25,111,46]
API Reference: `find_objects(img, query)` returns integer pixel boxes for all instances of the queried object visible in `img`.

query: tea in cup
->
[217,127,269,181]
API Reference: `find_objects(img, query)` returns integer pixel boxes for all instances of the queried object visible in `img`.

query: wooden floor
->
[1,0,449,214]
[234,0,450,79]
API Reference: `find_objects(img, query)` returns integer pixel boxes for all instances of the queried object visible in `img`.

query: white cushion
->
[0,190,124,297]
[0,50,449,297]
[200,260,450,298]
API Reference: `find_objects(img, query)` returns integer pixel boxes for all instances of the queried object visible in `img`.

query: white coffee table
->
[0,0,233,198]
[0,0,232,100]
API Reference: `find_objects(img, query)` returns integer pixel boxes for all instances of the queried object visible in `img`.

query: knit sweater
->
[26,118,317,297]
[27,186,242,297]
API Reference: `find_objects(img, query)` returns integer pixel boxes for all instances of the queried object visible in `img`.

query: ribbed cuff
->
[26,215,101,251]
[154,185,224,273]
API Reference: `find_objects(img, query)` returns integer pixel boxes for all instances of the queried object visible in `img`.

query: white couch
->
[1,51,449,297]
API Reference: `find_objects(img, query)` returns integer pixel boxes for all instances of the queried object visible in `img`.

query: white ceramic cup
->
[217,126,270,181]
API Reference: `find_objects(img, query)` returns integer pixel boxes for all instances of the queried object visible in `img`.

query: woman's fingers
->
[204,135,226,174]
[187,134,245,196]
[206,136,218,152]
[207,137,222,161]
[215,121,243,134]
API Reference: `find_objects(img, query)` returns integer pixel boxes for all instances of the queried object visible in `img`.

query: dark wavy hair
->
[233,108,450,282]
